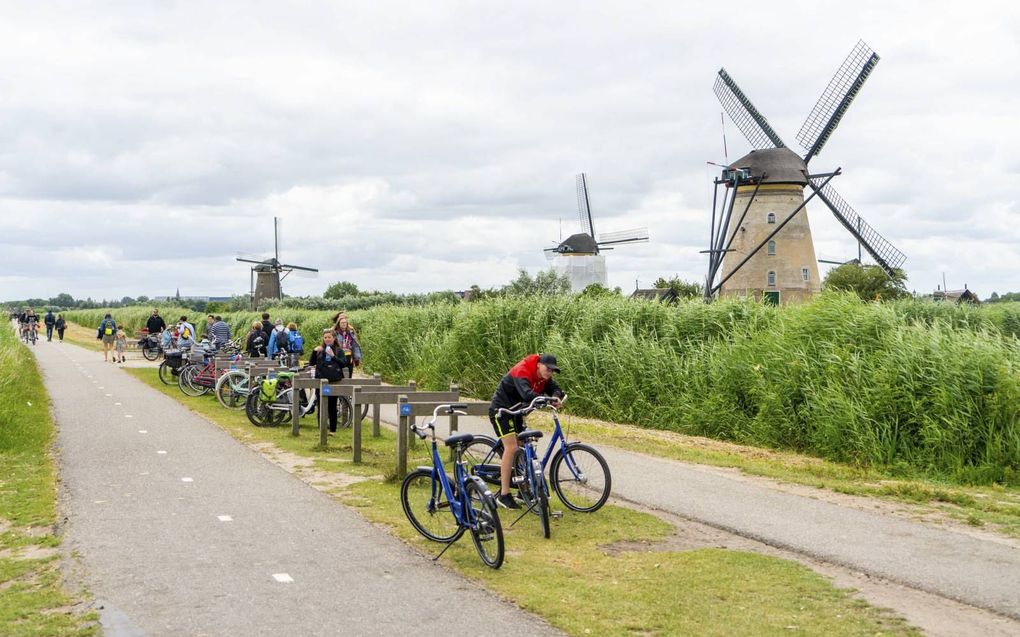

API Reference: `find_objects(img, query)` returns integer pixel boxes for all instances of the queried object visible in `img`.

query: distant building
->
[933,288,980,304]
[630,288,679,303]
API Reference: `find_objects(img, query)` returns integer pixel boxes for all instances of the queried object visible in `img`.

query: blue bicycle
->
[467,396,612,522]
[400,403,505,569]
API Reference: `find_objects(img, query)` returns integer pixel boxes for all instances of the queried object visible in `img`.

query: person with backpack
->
[282,322,304,366]
[267,318,287,360]
[55,314,66,342]
[178,316,196,344]
[97,314,117,362]
[44,310,56,341]
[308,329,345,433]
[245,321,267,358]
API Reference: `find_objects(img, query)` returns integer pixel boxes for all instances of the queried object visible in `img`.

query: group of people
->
[96,313,129,363]
[13,307,67,342]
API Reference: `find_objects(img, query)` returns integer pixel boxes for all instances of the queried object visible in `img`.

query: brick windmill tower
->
[704,41,906,304]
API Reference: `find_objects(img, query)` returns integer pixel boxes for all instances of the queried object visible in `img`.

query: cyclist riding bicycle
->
[488,353,564,510]
[18,308,38,340]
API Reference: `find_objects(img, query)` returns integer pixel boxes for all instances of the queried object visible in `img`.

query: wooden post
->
[407,381,418,449]
[352,386,362,464]
[372,373,382,437]
[397,395,409,478]
[291,378,302,437]
[448,383,460,433]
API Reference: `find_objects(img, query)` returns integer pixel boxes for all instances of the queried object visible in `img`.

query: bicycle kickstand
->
[433,539,457,562]
[508,501,538,528]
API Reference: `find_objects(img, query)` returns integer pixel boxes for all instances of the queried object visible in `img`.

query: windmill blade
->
[797,40,880,162]
[597,227,649,246]
[807,178,906,275]
[279,263,319,273]
[236,257,272,266]
[274,216,282,263]
[714,69,787,150]
[575,173,595,237]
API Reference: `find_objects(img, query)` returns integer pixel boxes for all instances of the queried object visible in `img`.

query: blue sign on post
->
[400,404,412,416]
[322,385,331,395]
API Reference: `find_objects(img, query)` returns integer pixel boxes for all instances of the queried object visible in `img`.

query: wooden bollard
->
[397,395,409,478]
[449,383,460,433]
[407,381,418,450]
[317,379,328,447]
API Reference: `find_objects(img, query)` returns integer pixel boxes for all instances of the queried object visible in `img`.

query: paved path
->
[371,402,1020,620]
[36,341,560,637]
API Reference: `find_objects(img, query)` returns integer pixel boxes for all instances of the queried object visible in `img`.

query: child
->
[115,326,128,363]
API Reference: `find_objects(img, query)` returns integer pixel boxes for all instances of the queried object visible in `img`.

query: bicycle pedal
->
[551,511,564,519]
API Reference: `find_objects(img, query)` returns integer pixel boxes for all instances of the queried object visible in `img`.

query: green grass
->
[0,327,98,636]
[126,366,918,636]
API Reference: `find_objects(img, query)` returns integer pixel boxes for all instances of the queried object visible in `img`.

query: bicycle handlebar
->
[496,394,567,417]
[409,403,469,439]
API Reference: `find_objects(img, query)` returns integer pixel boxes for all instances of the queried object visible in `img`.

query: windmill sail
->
[797,40,880,162]
[714,69,787,150]
[597,228,649,247]
[576,173,595,237]
[807,179,906,275]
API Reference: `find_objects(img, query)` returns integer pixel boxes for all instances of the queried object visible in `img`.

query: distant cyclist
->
[488,354,565,509]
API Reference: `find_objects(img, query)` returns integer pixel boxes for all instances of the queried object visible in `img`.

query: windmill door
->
[763,291,780,306]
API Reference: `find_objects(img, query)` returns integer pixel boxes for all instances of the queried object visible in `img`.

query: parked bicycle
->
[139,333,163,361]
[401,403,504,569]
[214,362,250,410]
[466,395,612,516]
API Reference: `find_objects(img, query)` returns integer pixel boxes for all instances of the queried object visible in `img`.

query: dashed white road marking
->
[140,472,150,476]
[217,515,233,522]
[181,477,193,482]
[138,430,148,434]
[94,500,107,504]
[272,573,294,583]
[125,414,133,418]
[157,450,167,454]
[114,402,121,406]
[105,394,113,397]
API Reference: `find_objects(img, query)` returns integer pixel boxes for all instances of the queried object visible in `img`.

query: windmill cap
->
[538,354,560,372]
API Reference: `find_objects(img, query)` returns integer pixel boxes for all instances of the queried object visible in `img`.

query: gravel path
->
[36,341,560,637]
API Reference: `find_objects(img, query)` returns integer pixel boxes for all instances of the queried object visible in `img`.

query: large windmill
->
[704,40,906,304]
[236,217,318,310]
[545,173,649,291]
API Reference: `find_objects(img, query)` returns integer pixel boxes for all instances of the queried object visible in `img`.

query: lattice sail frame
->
[576,173,595,237]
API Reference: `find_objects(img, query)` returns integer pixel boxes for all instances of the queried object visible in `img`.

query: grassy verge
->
[127,366,918,636]
[0,328,98,636]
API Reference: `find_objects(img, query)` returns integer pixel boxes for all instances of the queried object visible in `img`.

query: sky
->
[1,1,1017,301]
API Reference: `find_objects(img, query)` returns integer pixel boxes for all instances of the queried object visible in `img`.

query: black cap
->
[538,354,560,372]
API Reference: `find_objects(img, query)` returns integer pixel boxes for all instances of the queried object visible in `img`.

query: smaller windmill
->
[545,173,649,291]
[236,217,318,310]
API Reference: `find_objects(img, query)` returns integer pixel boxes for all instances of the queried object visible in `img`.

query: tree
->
[49,293,75,308]
[822,264,909,301]
[501,268,571,297]
[324,281,360,299]
[652,276,703,299]
[579,283,620,298]
[136,295,150,304]
[121,296,135,305]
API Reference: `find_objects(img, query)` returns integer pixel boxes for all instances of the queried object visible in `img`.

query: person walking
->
[54,314,66,342]
[245,321,267,358]
[333,315,362,379]
[115,326,128,363]
[97,314,117,362]
[267,318,287,360]
[488,353,565,509]
[146,309,166,335]
[44,309,56,341]
[260,312,273,344]
[308,329,345,434]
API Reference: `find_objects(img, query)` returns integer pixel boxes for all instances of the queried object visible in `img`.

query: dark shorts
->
[488,407,524,439]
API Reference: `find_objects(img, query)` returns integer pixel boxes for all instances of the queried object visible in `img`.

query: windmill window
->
[767,271,776,287]
[767,240,776,255]
[802,267,810,281]
[766,212,776,224]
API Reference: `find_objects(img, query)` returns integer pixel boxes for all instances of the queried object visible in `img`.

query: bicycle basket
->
[188,348,206,365]
[165,351,184,369]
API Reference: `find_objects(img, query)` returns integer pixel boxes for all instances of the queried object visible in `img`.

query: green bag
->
[259,378,279,402]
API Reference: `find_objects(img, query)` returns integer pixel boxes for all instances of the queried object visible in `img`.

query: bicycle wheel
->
[245,391,276,427]
[358,403,369,422]
[465,480,503,569]
[550,443,612,513]
[400,469,464,543]
[462,437,499,486]
[158,361,177,385]
[178,365,205,397]
[215,371,248,410]
[337,395,353,429]
[271,388,298,426]
[513,450,550,537]
[142,345,161,361]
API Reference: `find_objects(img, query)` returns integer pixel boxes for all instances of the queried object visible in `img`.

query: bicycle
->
[139,333,163,361]
[243,368,354,428]
[466,395,612,516]
[401,403,504,569]
[214,363,250,410]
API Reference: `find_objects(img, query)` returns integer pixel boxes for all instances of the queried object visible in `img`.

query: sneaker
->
[497,493,521,509]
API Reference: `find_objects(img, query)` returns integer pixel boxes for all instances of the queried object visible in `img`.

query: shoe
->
[328,430,336,436]
[497,493,521,509]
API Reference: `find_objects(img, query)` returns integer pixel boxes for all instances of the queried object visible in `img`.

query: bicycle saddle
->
[517,430,543,441]
[444,433,476,448]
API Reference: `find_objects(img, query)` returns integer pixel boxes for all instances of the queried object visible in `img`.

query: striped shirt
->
[210,321,232,347]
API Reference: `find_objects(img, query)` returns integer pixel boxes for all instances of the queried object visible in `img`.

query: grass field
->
[126,365,919,636]
[0,325,98,636]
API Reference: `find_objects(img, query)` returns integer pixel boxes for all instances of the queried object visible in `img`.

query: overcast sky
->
[1,1,1017,301]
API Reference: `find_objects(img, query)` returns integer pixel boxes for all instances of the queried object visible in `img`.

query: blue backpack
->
[288,331,305,354]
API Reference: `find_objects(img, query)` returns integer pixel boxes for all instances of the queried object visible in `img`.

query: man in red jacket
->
[488,354,565,509]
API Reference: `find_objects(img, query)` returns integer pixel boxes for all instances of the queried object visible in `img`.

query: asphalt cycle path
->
[373,403,1020,621]
[34,340,561,637]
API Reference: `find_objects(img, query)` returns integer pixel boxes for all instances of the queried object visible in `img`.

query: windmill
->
[236,217,318,310]
[704,40,906,304]
[545,173,649,291]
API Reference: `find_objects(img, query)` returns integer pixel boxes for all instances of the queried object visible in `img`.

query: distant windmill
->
[236,217,318,310]
[704,41,906,305]
[545,173,649,291]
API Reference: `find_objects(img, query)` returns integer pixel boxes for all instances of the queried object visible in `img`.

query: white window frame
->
[766,212,776,224]
[801,267,810,281]
[767,270,776,287]
[767,240,776,256]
